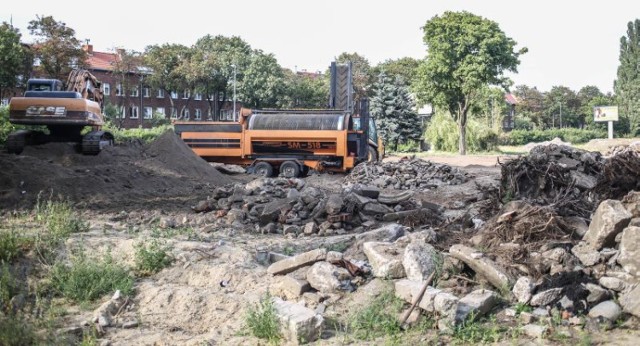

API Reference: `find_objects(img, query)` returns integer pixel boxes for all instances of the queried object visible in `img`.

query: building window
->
[144,107,153,119]
[130,86,139,97]
[171,91,178,99]
[143,87,150,98]
[170,108,177,119]
[156,107,165,117]
[194,108,202,120]
[102,83,111,96]
[116,83,123,96]
[119,106,126,118]
[130,106,139,119]
[181,108,190,119]
[182,90,190,99]
[194,93,202,101]
[157,89,164,98]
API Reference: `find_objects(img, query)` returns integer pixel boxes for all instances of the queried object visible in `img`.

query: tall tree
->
[544,86,580,128]
[238,50,285,109]
[373,57,421,87]
[415,11,526,154]
[109,49,143,128]
[281,69,328,108]
[335,52,375,102]
[577,86,606,128]
[615,19,640,136]
[27,15,86,81]
[513,85,545,129]
[0,22,26,100]
[371,73,422,150]
[144,43,191,118]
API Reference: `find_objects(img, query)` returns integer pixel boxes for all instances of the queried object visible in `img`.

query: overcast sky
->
[6,0,639,94]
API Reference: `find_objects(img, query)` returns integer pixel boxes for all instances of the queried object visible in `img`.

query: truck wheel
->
[254,162,274,177]
[280,161,301,178]
[367,146,378,162]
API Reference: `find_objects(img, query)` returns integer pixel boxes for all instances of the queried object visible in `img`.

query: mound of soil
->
[0,131,234,211]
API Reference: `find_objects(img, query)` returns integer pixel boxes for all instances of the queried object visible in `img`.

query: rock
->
[306,262,352,293]
[530,288,563,306]
[619,284,640,317]
[283,225,301,236]
[287,188,301,199]
[302,222,318,235]
[325,194,344,215]
[519,312,535,324]
[267,249,327,275]
[588,300,622,321]
[449,244,512,292]
[363,242,406,279]
[455,289,500,322]
[351,185,380,199]
[355,224,406,243]
[122,320,139,329]
[571,242,600,266]
[542,248,566,263]
[585,283,609,304]
[344,192,373,208]
[598,277,626,292]
[269,252,289,264]
[92,290,124,327]
[377,190,414,205]
[193,199,215,213]
[434,291,460,326]
[617,226,640,277]
[159,217,176,229]
[260,198,297,225]
[361,202,394,216]
[512,277,534,304]
[583,200,632,250]
[276,276,312,299]
[246,178,268,191]
[226,209,246,224]
[560,216,589,238]
[273,297,324,344]
[326,251,343,263]
[532,307,550,317]
[394,279,441,312]
[558,296,574,310]
[403,243,439,281]
[522,324,548,338]
[622,191,640,217]
[570,170,597,190]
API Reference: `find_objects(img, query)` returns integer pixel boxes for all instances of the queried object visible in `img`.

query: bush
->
[0,264,17,313]
[500,128,607,146]
[34,195,87,264]
[0,230,29,263]
[348,290,404,340]
[424,112,499,152]
[0,315,37,346]
[245,293,281,343]
[0,106,16,145]
[104,124,173,143]
[134,239,173,276]
[49,252,133,303]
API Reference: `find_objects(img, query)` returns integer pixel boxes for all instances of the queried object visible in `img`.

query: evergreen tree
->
[370,73,422,151]
[615,19,640,136]
[0,22,25,100]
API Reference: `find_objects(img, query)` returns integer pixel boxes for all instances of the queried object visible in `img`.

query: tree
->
[544,86,580,128]
[238,50,285,109]
[0,22,26,100]
[281,69,329,108]
[109,48,144,128]
[335,52,375,102]
[513,85,545,129]
[27,15,86,81]
[144,43,191,119]
[373,57,421,87]
[615,19,640,136]
[370,73,422,151]
[415,11,525,154]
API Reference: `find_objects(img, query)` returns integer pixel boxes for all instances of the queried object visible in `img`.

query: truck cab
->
[27,79,64,92]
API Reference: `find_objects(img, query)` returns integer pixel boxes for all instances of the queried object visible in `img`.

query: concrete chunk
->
[617,226,640,277]
[530,288,563,307]
[588,300,622,321]
[267,248,327,275]
[619,284,640,318]
[363,241,405,279]
[571,242,600,266]
[456,289,500,322]
[275,276,311,299]
[306,262,351,293]
[273,297,324,344]
[513,277,534,304]
[583,200,632,250]
[449,244,512,291]
[394,279,441,312]
[403,243,439,281]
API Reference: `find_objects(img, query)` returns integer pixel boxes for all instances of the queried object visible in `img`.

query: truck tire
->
[279,161,301,178]
[254,162,275,177]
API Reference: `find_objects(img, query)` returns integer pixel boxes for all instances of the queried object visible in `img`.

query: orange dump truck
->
[174,105,382,177]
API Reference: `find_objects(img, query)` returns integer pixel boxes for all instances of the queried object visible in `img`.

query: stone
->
[530,288,563,306]
[583,200,632,250]
[303,222,318,235]
[159,217,176,229]
[598,277,626,292]
[326,251,343,263]
[276,275,312,298]
[394,279,441,312]
[362,202,394,216]
[532,307,550,317]
[193,199,215,213]
[122,320,139,329]
[267,248,327,275]
[245,178,268,191]
[585,283,609,304]
[570,170,597,190]
[269,252,289,263]
[571,242,600,266]
[449,244,512,291]
[345,192,373,208]
[588,300,622,321]
[325,194,344,215]
[542,248,566,263]
[519,312,535,324]
[522,324,548,338]
[455,289,500,322]
[558,296,574,310]
[560,216,589,237]
[226,209,246,224]
[403,243,439,281]
[617,226,640,277]
[352,185,380,199]
[619,284,640,317]
[622,191,640,217]
[306,262,352,293]
[433,291,460,322]
[273,297,324,344]
[363,242,405,279]
[355,223,406,243]
[283,225,301,236]
[287,188,301,199]
[512,277,534,304]
[260,198,296,225]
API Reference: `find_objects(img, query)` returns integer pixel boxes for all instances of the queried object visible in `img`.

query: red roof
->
[86,51,119,71]
[504,93,517,105]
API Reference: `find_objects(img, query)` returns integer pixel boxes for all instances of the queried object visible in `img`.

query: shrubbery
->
[104,124,173,143]
[500,128,607,146]
[424,112,499,152]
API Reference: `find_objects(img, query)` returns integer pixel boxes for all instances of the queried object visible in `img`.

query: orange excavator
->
[7,68,114,155]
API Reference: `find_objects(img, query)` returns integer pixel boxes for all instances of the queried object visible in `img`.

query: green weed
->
[34,195,87,264]
[245,292,281,343]
[0,264,17,313]
[0,315,37,346]
[134,239,173,276]
[452,314,504,344]
[514,302,533,315]
[0,229,29,263]
[348,290,404,340]
[49,251,133,302]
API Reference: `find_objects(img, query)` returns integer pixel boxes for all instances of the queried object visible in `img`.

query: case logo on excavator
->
[26,106,66,116]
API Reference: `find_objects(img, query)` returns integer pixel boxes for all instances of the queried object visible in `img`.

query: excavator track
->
[6,130,31,154]
[82,131,114,155]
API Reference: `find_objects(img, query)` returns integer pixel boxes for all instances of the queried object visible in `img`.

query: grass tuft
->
[348,290,404,340]
[134,239,173,276]
[245,292,282,343]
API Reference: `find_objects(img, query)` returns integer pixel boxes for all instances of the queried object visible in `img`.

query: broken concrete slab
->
[588,300,622,321]
[363,241,406,279]
[267,248,327,275]
[273,297,324,344]
[617,226,640,277]
[512,276,534,304]
[622,191,640,217]
[355,223,406,243]
[325,194,344,216]
[583,200,632,250]
[260,198,297,225]
[449,244,512,292]
[619,284,640,318]
[529,287,563,306]
[403,242,439,282]
[394,279,441,312]
[455,289,500,322]
[275,275,311,299]
[598,277,626,292]
[306,261,352,293]
[571,242,600,267]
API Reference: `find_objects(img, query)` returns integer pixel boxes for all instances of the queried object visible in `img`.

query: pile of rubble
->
[192,178,444,235]
[344,156,470,191]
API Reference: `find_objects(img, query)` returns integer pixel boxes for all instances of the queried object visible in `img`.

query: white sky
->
[6,0,639,94]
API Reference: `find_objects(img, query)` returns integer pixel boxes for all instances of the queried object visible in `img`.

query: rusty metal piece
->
[327,213,351,223]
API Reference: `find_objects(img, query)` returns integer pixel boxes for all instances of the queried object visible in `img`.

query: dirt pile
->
[344,156,470,190]
[0,131,233,211]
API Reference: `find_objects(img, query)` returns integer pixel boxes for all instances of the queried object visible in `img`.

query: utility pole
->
[559,102,562,128]
[231,64,237,121]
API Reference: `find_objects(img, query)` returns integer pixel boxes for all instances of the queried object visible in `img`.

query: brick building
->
[83,45,239,128]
